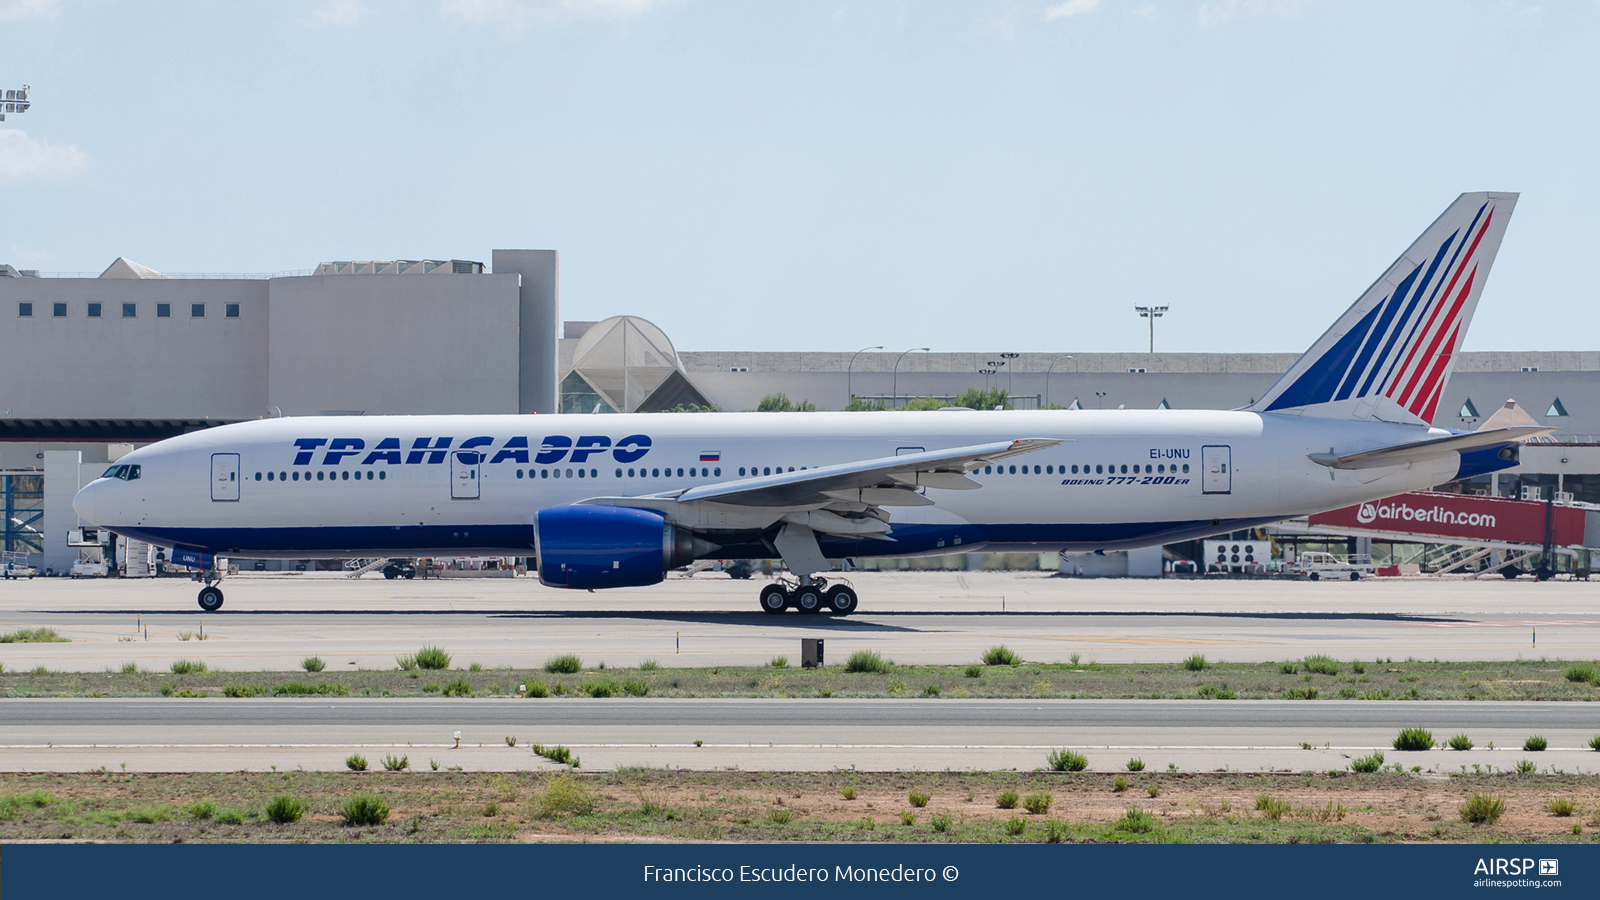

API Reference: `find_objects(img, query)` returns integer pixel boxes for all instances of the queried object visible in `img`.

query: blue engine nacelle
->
[534,505,718,590]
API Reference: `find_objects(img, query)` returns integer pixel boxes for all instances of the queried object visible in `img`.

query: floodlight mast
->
[0,85,30,122]
[1134,305,1168,353]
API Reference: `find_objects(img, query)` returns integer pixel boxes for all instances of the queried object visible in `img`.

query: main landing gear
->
[196,567,226,611]
[757,577,858,615]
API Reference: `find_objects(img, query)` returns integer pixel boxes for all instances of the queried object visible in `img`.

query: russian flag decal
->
[699,451,720,462]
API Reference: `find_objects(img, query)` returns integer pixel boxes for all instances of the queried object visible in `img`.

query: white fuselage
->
[73,409,1469,561]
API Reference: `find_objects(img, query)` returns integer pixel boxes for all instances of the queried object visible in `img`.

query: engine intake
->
[535,505,717,589]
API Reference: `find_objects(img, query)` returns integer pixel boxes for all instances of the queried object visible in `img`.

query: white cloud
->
[0,129,87,181]
[1045,0,1100,19]
[0,0,58,20]
[441,0,664,22]
[310,0,364,26]
[1198,0,1305,25]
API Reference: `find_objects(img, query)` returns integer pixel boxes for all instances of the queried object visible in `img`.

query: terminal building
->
[3,252,1598,574]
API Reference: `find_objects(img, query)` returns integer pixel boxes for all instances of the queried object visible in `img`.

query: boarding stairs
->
[1425,545,1493,576]
[344,558,389,579]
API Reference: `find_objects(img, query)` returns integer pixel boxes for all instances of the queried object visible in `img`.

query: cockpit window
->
[100,465,140,481]
[103,465,123,479]
[126,465,140,480]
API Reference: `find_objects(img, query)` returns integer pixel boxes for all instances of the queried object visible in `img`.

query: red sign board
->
[1309,492,1586,547]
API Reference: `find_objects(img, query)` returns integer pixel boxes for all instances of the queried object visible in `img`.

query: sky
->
[3,0,1598,354]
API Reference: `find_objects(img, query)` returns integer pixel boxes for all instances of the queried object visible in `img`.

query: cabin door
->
[210,453,240,501]
[451,451,481,499]
[1201,445,1232,495]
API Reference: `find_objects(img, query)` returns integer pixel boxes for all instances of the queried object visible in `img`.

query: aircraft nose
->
[72,482,99,524]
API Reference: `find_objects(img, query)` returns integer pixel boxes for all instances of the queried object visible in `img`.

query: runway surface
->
[4,698,1598,773]
[2,570,1598,672]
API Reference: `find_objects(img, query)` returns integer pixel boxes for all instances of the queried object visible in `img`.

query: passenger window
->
[279,472,286,481]
[379,470,386,480]
[1182,464,1190,473]
[1007,465,1014,474]
[292,471,299,481]
[317,472,324,481]
[516,469,523,479]
[342,471,350,480]
[591,469,598,478]
[1095,465,1103,474]
[984,466,991,474]
[738,468,746,476]
[714,468,721,476]
[566,468,574,478]
[1046,465,1053,474]
[615,468,621,478]
[255,472,262,481]
[761,467,769,475]
[651,468,659,477]
[1034,465,1041,475]
[578,469,585,478]
[540,469,548,478]
[1071,465,1078,474]
[268,471,275,481]
[677,468,684,477]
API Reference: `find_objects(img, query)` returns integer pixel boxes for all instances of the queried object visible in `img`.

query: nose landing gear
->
[197,585,224,611]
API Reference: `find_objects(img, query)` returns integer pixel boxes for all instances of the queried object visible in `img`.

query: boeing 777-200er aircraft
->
[75,192,1545,614]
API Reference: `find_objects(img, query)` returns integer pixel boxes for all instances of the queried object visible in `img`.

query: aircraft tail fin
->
[1250,192,1518,425]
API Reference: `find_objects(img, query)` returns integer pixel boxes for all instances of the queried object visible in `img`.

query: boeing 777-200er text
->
[75,192,1544,614]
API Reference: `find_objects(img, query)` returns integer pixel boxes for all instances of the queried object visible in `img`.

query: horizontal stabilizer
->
[1308,426,1554,470]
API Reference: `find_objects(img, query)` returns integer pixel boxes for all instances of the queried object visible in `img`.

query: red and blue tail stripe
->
[1254,193,1514,425]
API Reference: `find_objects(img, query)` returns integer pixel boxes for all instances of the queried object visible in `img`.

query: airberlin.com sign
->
[1310,492,1585,546]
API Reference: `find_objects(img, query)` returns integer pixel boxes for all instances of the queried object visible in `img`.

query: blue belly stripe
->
[120,518,1275,560]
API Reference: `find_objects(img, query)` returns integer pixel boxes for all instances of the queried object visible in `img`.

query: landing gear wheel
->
[794,585,824,614]
[197,586,224,611]
[825,584,858,615]
[759,584,789,614]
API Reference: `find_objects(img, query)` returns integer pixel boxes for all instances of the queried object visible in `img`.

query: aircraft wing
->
[1307,426,1555,470]
[672,439,1061,507]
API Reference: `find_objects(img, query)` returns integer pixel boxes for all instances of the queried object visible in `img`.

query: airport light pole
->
[1095,390,1108,409]
[1,85,30,122]
[892,347,930,408]
[1134,305,1169,353]
[978,368,997,394]
[847,345,883,407]
[1045,356,1074,409]
[1000,352,1019,398]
